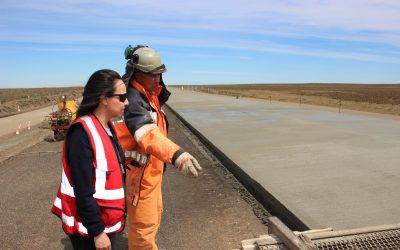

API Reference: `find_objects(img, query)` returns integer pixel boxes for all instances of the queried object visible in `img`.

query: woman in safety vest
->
[52,69,129,250]
[115,45,202,249]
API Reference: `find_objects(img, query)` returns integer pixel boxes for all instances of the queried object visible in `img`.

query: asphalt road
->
[0,107,268,250]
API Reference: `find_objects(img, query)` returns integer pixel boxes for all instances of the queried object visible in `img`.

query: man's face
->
[135,71,161,93]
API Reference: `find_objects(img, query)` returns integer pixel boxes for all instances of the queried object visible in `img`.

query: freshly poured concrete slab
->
[167,88,400,230]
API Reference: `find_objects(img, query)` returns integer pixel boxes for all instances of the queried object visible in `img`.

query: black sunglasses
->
[108,93,127,102]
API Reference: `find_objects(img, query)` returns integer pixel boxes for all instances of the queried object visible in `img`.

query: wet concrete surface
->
[167,88,400,231]
[0,107,268,249]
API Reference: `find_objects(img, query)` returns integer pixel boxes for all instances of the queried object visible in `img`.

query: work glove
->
[174,152,202,177]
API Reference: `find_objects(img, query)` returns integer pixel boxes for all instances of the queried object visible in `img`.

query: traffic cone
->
[16,123,22,135]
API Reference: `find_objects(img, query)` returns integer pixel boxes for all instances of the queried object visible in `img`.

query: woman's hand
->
[94,232,111,250]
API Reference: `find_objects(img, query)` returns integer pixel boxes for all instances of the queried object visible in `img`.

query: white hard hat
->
[131,47,166,74]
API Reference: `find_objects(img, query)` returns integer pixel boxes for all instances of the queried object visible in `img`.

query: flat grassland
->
[0,87,83,118]
[2,84,400,117]
[189,84,400,116]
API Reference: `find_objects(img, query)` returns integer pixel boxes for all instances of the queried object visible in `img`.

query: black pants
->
[69,233,117,250]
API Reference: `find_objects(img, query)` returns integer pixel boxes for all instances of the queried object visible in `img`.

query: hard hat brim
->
[135,64,166,74]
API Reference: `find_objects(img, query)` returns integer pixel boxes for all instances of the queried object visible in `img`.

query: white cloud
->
[4,0,400,30]
[1,29,399,64]
[1,0,400,63]
[110,0,400,31]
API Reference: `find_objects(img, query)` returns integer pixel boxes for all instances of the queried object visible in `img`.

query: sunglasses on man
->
[108,93,127,102]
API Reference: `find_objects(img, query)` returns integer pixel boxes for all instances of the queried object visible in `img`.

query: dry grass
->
[184,84,400,116]
[2,84,400,117]
[0,87,83,117]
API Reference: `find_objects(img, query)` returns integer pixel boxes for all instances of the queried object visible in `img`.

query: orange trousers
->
[127,161,164,250]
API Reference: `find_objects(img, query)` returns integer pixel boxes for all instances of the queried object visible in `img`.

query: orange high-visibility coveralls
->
[116,80,181,250]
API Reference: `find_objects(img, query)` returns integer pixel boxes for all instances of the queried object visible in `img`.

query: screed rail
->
[242,217,400,250]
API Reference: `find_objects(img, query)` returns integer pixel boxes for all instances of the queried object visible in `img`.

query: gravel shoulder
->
[0,108,268,250]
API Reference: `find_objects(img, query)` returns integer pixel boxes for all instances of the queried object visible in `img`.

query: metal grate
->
[312,229,400,250]
[241,217,400,250]
[258,244,287,250]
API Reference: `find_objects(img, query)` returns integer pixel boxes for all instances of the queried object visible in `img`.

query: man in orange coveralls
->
[115,45,202,249]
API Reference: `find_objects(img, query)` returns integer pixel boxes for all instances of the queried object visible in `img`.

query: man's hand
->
[174,152,202,177]
[94,232,111,250]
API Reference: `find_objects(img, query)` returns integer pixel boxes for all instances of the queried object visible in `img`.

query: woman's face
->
[106,79,129,118]
[135,71,161,93]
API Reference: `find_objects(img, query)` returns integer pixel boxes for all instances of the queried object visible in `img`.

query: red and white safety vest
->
[51,114,125,237]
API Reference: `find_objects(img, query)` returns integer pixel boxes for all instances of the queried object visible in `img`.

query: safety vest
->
[114,80,180,206]
[51,114,125,237]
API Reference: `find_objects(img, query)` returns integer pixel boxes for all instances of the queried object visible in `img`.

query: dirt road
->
[0,105,54,136]
[0,107,268,249]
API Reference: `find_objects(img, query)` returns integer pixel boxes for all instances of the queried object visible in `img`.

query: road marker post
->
[16,123,22,135]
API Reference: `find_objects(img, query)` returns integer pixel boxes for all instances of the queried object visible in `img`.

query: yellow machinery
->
[48,95,78,140]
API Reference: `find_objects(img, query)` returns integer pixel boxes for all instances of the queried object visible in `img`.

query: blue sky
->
[1,0,400,88]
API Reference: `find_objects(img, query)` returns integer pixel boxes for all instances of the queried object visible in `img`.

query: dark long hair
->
[76,69,122,118]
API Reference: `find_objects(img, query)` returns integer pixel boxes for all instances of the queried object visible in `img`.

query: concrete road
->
[167,88,400,230]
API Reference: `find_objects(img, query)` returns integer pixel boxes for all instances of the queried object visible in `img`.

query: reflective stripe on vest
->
[80,116,124,200]
[60,169,75,197]
[53,197,122,235]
